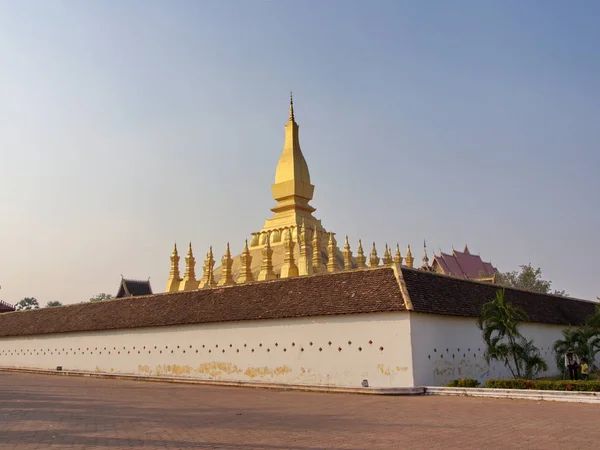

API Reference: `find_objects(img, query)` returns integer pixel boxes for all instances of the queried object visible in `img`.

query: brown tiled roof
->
[402,269,596,326]
[0,267,595,338]
[0,268,404,337]
[432,250,497,279]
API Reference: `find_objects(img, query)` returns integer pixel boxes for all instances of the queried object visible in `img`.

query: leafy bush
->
[485,379,600,392]
[447,378,480,388]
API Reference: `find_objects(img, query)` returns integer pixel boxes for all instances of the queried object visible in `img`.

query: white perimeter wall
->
[0,312,414,388]
[409,312,586,386]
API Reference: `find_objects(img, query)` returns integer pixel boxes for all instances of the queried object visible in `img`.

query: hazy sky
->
[0,1,598,305]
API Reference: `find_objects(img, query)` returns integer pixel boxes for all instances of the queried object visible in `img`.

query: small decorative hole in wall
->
[118,351,121,354]
[452,354,455,359]
[369,340,373,345]
[159,351,162,354]
[196,350,198,353]
[132,347,134,350]
[474,353,476,357]
[468,348,470,352]
[478,348,481,352]
[171,350,174,353]
[457,348,460,352]
[190,345,192,349]
[267,348,270,352]
[154,346,157,349]
[209,350,212,353]
[328,341,332,345]
[128,351,130,354]
[222,349,225,353]
[301,348,304,352]
[177,345,180,349]
[441,354,443,358]
[358,347,362,351]
[463,353,466,358]
[338,347,342,352]
[446,348,449,352]
[149,351,151,354]
[275,343,278,346]
[291,343,295,347]
[183,350,186,353]
[348,341,352,345]
[379,347,384,351]
[428,355,431,359]
[244,344,247,347]
[434,348,437,352]
[202,345,205,348]
[259,343,262,347]
[309,342,313,346]
[230,344,233,347]
[283,348,287,352]
[319,347,322,351]
[215,344,218,348]
[237,349,239,353]
[252,349,255,352]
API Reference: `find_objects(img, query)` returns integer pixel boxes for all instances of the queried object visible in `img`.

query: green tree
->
[478,289,548,379]
[46,301,63,308]
[478,289,528,378]
[89,293,113,302]
[553,327,600,373]
[15,297,40,311]
[497,263,568,296]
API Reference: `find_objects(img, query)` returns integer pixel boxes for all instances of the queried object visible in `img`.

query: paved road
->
[1,372,598,449]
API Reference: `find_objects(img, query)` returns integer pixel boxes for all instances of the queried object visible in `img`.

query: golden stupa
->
[166,95,414,292]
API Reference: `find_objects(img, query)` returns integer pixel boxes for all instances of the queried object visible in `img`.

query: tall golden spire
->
[326,232,338,273]
[237,240,254,284]
[298,220,313,276]
[166,243,181,292]
[382,243,393,266]
[405,245,414,268]
[261,95,320,236]
[179,242,198,291]
[394,243,403,265]
[199,246,216,288]
[343,236,353,270]
[356,239,367,268]
[217,243,235,286]
[281,229,299,278]
[257,235,276,281]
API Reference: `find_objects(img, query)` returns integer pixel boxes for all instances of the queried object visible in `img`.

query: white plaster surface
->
[408,312,594,386]
[0,312,414,388]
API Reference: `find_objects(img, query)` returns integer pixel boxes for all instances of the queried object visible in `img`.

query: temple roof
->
[0,300,15,314]
[0,267,593,338]
[115,278,153,298]
[431,247,496,280]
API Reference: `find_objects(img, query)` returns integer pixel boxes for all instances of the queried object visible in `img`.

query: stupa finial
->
[257,234,276,281]
[166,242,182,292]
[343,235,353,270]
[356,239,367,268]
[178,242,197,291]
[289,91,295,122]
[326,232,338,273]
[217,242,235,286]
[422,240,429,270]
[394,243,403,265]
[281,229,299,278]
[198,246,216,288]
[382,243,393,266]
[369,242,380,267]
[238,240,254,284]
[405,244,414,268]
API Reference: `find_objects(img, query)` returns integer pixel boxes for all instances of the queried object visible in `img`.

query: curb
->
[424,386,600,404]
[0,367,423,396]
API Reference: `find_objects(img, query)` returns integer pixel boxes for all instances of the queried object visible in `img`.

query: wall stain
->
[138,364,152,374]
[196,362,242,378]
[244,365,292,378]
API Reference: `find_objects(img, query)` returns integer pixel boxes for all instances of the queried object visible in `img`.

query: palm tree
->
[517,338,548,379]
[553,326,600,373]
[478,289,528,378]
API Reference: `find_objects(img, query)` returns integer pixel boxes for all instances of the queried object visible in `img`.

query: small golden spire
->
[217,243,235,286]
[343,235,353,270]
[326,232,338,273]
[394,243,403,265]
[298,220,313,276]
[257,234,276,281]
[178,242,197,291]
[238,240,254,283]
[289,91,295,122]
[198,246,216,288]
[312,225,325,273]
[166,242,181,292]
[281,229,299,278]
[405,244,414,268]
[355,239,367,268]
[382,243,393,266]
[369,242,380,267]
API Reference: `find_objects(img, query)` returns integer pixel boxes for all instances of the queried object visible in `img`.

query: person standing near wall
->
[580,359,590,380]
[565,352,580,381]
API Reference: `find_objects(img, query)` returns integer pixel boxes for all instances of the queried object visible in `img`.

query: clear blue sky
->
[0,1,598,304]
